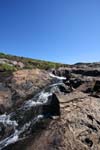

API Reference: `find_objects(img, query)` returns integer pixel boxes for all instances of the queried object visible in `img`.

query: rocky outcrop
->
[54,91,100,150]
[8,90,100,150]
[52,65,100,77]
[52,66,100,95]
[7,64,100,150]
[0,69,53,113]
[0,58,25,68]
[1,61,100,150]
[10,69,52,105]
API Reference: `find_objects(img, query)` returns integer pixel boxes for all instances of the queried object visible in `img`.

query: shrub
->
[0,63,16,71]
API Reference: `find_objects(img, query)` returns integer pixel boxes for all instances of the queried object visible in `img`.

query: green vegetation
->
[0,52,67,70]
[0,63,16,71]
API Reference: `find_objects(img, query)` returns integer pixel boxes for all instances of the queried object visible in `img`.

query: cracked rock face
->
[58,91,100,150]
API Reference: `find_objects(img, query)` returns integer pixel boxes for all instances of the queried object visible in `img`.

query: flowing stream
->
[0,73,66,150]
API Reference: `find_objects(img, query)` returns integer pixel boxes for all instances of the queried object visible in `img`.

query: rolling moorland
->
[0,53,100,150]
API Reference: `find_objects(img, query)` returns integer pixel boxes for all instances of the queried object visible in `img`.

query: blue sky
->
[0,0,100,64]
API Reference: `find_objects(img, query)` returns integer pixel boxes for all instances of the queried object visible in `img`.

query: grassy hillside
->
[0,52,67,71]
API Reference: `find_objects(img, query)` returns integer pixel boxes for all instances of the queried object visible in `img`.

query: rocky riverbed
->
[0,60,100,150]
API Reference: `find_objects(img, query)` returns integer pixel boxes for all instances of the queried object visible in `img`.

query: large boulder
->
[42,93,60,117]
[93,80,100,92]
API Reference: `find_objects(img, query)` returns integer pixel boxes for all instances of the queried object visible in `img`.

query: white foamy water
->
[23,82,63,109]
[38,91,52,103]
[23,92,52,109]
[49,73,66,80]
[5,130,19,146]
[0,114,44,150]
[0,130,19,150]
[37,115,44,119]
[19,114,44,134]
[49,82,63,87]
[24,100,42,108]
[0,114,18,127]
[32,115,44,124]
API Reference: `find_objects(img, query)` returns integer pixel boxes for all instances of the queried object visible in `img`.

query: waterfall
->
[0,73,65,150]
[49,73,66,80]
